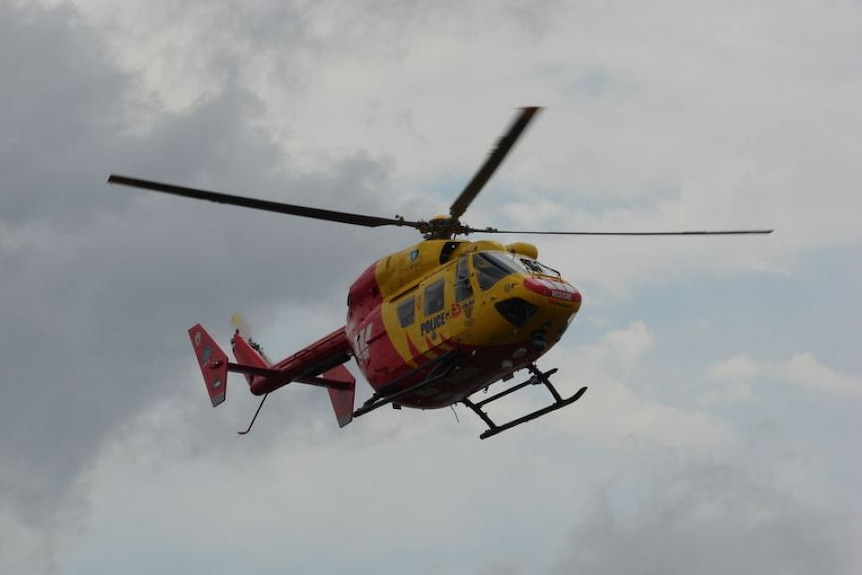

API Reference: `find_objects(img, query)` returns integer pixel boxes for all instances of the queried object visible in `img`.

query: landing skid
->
[461,364,587,439]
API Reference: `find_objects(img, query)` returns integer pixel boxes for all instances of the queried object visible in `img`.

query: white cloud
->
[707,353,861,399]
[708,354,762,381]
[549,322,733,449]
[785,353,861,398]
[704,355,760,402]
[561,377,733,449]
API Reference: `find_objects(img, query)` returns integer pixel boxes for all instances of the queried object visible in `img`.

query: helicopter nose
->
[523,277,581,311]
[494,297,539,327]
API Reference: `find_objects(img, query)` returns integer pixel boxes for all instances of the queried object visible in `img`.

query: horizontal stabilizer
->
[189,324,229,407]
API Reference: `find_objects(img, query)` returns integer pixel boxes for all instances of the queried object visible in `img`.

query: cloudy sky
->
[1,0,860,573]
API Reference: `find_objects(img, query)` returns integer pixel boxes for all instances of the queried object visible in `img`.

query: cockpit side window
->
[455,257,473,301]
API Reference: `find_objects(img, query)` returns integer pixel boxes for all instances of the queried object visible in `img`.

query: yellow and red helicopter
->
[109,107,771,439]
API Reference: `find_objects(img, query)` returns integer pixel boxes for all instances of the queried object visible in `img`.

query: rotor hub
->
[422,216,466,240]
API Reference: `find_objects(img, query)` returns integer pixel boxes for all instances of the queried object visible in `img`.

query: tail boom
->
[245,327,352,395]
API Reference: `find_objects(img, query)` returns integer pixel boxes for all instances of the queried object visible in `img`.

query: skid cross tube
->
[461,363,587,439]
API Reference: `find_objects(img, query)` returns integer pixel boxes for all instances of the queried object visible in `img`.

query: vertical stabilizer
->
[323,364,356,427]
[188,324,229,407]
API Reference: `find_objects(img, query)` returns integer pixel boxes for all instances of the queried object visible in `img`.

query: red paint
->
[523,277,581,304]
[246,327,351,395]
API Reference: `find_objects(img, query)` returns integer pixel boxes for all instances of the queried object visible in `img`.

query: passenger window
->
[455,257,473,302]
[423,279,445,315]
[397,296,415,328]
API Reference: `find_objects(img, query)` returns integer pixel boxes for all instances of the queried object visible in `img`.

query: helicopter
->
[109,107,772,439]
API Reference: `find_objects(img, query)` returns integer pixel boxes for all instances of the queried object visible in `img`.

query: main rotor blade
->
[108,175,423,230]
[465,227,774,236]
[449,107,541,221]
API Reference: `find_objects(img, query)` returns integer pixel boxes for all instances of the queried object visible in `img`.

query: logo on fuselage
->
[450,298,475,320]
[355,323,373,362]
[420,312,448,337]
[408,249,420,268]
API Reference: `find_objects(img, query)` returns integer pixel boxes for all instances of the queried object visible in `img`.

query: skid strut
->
[461,364,587,439]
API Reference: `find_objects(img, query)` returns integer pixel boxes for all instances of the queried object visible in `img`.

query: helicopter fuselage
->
[344,239,581,409]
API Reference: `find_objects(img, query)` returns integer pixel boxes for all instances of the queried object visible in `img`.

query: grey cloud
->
[0,0,404,554]
[553,456,855,575]
[0,3,126,225]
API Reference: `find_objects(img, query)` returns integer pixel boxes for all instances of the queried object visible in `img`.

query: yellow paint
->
[505,242,538,259]
[374,240,580,366]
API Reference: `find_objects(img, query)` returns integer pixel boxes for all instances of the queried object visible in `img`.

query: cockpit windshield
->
[473,252,522,291]
[472,251,561,291]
